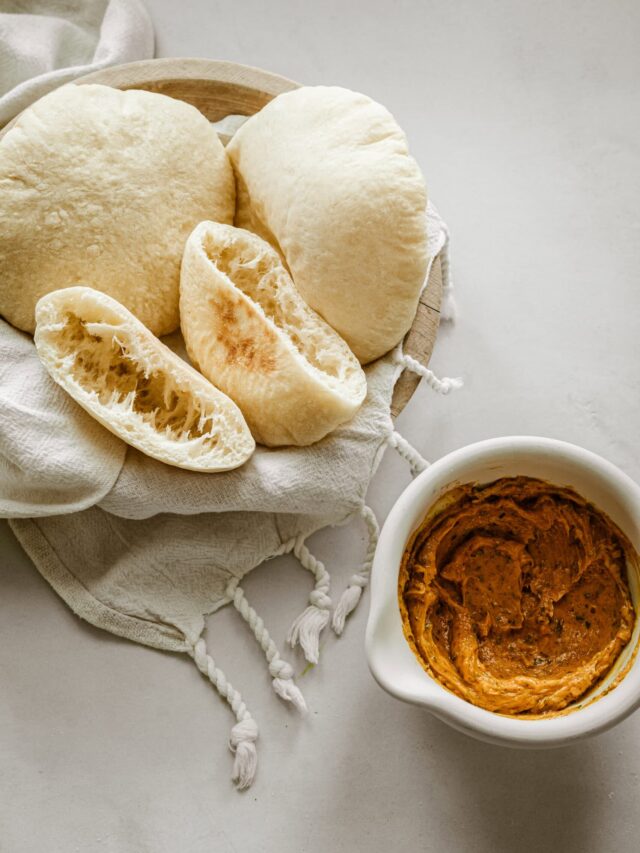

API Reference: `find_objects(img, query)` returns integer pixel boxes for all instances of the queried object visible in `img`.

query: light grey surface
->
[1,1,639,850]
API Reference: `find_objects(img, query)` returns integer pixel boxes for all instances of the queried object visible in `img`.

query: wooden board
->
[391,256,442,418]
[76,58,300,120]
[2,57,441,416]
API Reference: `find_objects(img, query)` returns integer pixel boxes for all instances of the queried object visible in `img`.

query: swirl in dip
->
[399,477,636,715]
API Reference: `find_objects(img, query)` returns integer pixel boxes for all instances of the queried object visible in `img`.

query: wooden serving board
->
[5,57,442,417]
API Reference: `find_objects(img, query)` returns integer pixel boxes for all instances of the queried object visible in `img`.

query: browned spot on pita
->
[210,291,277,374]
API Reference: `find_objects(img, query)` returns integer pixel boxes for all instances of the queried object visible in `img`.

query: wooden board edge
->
[75,58,299,97]
[390,256,443,418]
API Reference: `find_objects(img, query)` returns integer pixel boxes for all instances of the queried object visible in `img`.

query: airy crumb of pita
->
[35,287,255,472]
[180,221,367,446]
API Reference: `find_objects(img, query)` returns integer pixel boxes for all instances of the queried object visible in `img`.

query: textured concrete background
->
[1,1,639,850]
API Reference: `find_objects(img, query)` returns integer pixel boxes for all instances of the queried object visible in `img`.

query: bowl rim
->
[365,435,640,747]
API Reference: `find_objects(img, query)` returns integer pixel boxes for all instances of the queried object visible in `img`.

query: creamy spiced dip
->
[399,477,637,715]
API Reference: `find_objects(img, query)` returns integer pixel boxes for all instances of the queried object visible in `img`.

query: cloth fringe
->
[227,580,307,715]
[229,718,259,791]
[187,636,258,790]
[332,505,380,635]
[387,430,430,477]
[287,536,332,664]
[287,604,330,665]
[394,350,463,395]
[271,673,307,714]
[439,222,457,322]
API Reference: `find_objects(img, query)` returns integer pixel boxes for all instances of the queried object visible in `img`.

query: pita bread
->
[0,83,234,336]
[180,222,367,446]
[35,287,255,472]
[227,85,428,364]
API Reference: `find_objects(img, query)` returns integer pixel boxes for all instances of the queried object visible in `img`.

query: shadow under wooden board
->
[3,57,442,418]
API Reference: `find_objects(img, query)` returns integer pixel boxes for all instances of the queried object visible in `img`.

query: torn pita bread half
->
[180,222,367,447]
[34,287,255,472]
[227,85,428,364]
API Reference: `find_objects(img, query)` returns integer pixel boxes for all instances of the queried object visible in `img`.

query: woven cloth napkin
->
[4,207,452,788]
[0,9,458,790]
[0,0,154,126]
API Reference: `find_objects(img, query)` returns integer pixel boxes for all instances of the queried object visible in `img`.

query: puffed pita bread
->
[35,287,255,472]
[227,85,428,364]
[180,221,367,446]
[0,83,234,336]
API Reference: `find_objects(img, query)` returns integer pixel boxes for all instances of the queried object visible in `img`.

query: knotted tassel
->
[269,662,307,714]
[227,580,307,714]
[187,636,258,790]
[229,718,259,791]
[287,537,332,664]
[332,505,380,635]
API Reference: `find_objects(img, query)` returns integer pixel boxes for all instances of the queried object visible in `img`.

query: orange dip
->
[399,477,636,715]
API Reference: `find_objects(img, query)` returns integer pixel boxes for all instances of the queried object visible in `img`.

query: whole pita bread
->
[35,287,255,472]
[0,83,234,336]
[180,221,367,446]
[227,86,428,364]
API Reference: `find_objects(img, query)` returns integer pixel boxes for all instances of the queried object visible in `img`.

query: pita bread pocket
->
[35,286,255,472]
[0,83,234,336]
[227,85,428,364]
[180,221,367,447]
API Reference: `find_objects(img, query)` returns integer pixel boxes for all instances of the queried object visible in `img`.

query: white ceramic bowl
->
[366,436,640,747]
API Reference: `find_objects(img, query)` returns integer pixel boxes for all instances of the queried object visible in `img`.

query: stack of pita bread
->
[0,81,428,469]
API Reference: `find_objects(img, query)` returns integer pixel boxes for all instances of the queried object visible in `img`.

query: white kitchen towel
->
[4,210,455,792]
[4,204,456,790]
[0,0,154,127]
[0,23,459,787]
